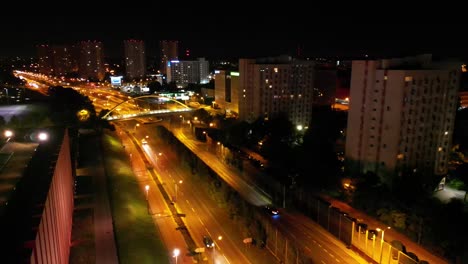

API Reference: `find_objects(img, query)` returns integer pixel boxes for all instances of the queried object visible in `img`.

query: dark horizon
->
[1,15,466,61]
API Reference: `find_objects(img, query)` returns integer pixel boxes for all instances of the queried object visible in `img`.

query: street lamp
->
[145,185,149,200]
[4,130,13,138]
[377,227,390,264]
[173,248,180,264]
[38,132,48,141]
[174,180,183,203]
[134,123,140,133]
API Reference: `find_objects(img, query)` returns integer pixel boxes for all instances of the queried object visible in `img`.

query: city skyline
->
[1,15,466,60]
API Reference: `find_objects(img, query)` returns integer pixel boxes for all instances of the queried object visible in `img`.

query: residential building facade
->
[346,54,460,184]
[78,41,105,81]
[124,40,146,79]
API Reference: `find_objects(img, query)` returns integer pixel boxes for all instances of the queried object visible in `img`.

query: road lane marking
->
[198,218,204,225]
[336,259,340,263]
[223,254,231,264]
[321,261,326,264]
[318,244,322,248]
[186,199,190,205]
[323,248,327,252]
[305,246,311,252]
[191,207,195,212]
[329,253,333,258]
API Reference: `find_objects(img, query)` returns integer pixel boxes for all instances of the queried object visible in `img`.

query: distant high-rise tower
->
[78,41,105,81]
[37,44,53,75]
[160,40,179,75]
[51,45,74,76]
[37,45,76,76]
[345,54,460,184]
[124,40,146,80]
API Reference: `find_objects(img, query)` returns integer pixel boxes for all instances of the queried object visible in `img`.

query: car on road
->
[265,205,279,216]
[141,138,148,145]
[203,236,215,248]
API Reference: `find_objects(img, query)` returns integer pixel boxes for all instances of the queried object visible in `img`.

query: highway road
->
[127,121,279,264]
[161,122,369,264]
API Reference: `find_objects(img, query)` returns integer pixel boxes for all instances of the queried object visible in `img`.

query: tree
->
[147,81,162,94]
[193,108,211,125]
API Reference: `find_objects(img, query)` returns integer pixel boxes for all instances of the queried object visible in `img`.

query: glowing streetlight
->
[38,132,48,141]
[134,123,140,133]
[174,180,183,203]
[4,130,13,138]
[173,248,180,264]
[377,227,391,264]
[145,185,149,200]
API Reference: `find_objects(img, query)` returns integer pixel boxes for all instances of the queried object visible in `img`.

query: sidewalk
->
[319,193,448,264]
[77,134,119,264]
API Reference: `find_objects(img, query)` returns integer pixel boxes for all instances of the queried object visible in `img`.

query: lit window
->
[405,76,413,82]
[384,76,388,80]
[274,68,278,73]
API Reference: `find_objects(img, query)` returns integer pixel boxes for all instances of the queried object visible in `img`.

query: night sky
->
[0,14,465,61]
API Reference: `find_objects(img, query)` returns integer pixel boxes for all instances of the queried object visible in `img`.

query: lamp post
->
[378,227,390,264]
[174,180,183,203]
[145,185,150,214]
[145,185,149,200]
[4,88,8,105]
[134,123,140,134]
[173,248,180,264]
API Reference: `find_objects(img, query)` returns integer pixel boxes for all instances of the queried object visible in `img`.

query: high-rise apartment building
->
[78,41,105,81]
[51,45,75,76]
[37,44,53,75]
[124,40,146,79]
[214,70,240,115]
[345,54,460,184]
[37,45,76,76]
[160,40,179,75]
[215,56,314,127]
[166,58,210,88]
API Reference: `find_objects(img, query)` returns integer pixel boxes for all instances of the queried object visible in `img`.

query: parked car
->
[368,229,378,240]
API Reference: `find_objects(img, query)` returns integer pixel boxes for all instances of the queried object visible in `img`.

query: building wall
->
[78,41,105,81]
[346,56,460,183]
[51,45,74,76]
[237,58,314,127]
[31,131,74,264]
[37,45,53,75]
[160,40,179,75]
[124,40,146,79]
[214,70,239,114]
[198,58,210,84]
[167,59,208,88]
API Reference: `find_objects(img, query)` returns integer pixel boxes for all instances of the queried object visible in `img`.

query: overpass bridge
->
[101,95,195,121]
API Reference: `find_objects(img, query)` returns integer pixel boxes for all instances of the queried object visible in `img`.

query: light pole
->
[174,180,183,203]
[145,185,149,200]
[134,123,140,134]
[4,88,8,105]
[173,248,180,264]
[213,235,222,263]
[145,185,150,214]
[378,226,390,264]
